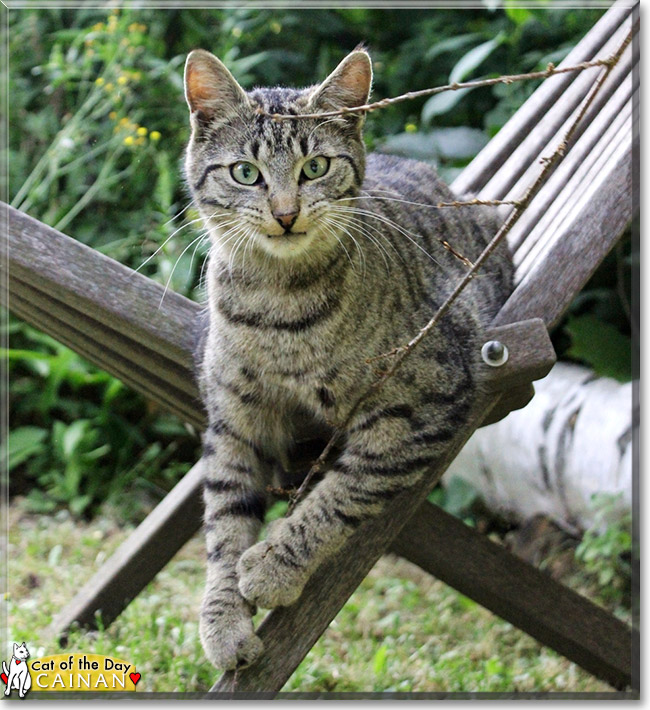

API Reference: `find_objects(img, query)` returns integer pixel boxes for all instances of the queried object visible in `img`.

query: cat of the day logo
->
[1,645,141,694]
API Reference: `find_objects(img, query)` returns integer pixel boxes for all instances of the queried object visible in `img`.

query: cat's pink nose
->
[274,211,299,231]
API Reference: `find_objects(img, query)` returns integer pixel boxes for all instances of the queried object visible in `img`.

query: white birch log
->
[444,363,634,532]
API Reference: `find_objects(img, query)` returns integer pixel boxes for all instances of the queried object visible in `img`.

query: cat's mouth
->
[267,231,307,238]
[257,229,317,259]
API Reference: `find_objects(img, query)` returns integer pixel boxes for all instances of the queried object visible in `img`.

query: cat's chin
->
[255,231,319,260]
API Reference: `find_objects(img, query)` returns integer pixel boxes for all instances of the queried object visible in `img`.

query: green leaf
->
[381,127,488,162]
[565,314,632,382]
[422,87,474,124]
[423,33,506,122]
[2,427,48,470]
[443,477,479,517]
[62,419,90,458]
[69,494,92,516]
[505,3,533,26]
[373,645,389,674]
[425,33,483,62]
[449,33,506,84]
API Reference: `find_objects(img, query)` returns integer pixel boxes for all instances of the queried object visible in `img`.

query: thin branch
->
[259,54,622,123]
[287,26,632,515]
[435,198,523,209]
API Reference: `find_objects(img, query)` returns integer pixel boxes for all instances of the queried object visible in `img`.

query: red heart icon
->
[129,672,141,686]
[1,672,7,685]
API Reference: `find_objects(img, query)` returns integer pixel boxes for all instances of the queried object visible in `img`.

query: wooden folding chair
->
[2,2,638,694]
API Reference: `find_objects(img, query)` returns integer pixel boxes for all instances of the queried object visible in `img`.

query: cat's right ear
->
[184,50,247,127]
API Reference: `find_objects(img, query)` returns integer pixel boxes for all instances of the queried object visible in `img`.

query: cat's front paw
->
[199,597,263,671]
[237,540,306,609]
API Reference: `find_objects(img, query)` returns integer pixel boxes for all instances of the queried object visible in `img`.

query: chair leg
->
[49,461,204,642]
[389,501,635,691]
[208,400,495,694]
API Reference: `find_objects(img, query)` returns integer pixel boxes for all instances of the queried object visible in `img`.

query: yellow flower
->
[150,130,161,141]
[405,122,417,133]
[104,82,114,91]
[123,136,135,146]
[92,22,104,32]
[136,126,148,136]
[128,22,139,32]
[135,136,146,146]
[109,111,118,120]
[119,117,130,126]
[270,21,282,34]
[95,77,105,86]
[117,75,128,85]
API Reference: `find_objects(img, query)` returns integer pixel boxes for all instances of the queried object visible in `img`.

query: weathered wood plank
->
[6,206,198,367]
[390,501,636,691]
[8,289,205,430]
[512,76,634,270]
[494,129,634,329]
[451,3,633,196]
[50,461,205,640]
[514,103,632,276]
[482,319,555,392]
[211,396,501,694]
[480,15,635,206]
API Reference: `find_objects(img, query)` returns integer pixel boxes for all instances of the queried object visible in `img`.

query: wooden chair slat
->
[480,16,635,205]
[50,462,205,640]
[7,207,198,368]
[7,278,205,429]
[391,501,635,691]
[451,3,633,196]
[510,67,636,258]
[494,137,633,329]
[514,102,632,278]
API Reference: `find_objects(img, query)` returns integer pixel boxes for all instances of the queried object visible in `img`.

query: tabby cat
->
[184,48,513,670]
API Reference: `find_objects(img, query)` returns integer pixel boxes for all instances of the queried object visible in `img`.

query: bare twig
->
[259,54,622,123]
[286,27,632,515]
[440,240,474,268]
[435,198,523,209]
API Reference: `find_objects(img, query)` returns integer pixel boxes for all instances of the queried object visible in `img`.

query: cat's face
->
[13,643,29,660]
[184,50,372,262]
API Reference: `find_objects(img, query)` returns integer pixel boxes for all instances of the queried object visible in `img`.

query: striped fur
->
[184,49,513,670]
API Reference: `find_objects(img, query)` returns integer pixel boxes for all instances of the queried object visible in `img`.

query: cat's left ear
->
[308,49,372,123]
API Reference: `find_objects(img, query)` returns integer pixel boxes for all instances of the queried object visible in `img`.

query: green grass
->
[7,501,617,694]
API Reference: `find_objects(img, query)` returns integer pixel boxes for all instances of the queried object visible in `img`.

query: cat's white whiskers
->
[342,192,464,212]
[188,231,211,282]
[334,205,444,268]
[323,215,366,275]
[325,212,394,274]
[136,209,226,275]
[318,220,357,274]
[158,230,212,309]
[328,207,405,268]
[162,198,196,229]
[308,117,345,141]
[322,215,369,276]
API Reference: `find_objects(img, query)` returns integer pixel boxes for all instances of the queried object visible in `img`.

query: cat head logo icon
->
[2,642,32,698]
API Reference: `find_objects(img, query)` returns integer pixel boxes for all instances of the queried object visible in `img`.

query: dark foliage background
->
[6,5,632,520]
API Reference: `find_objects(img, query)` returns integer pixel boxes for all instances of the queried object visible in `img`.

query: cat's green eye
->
[302,156,330,180]
[231,161,261,185]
